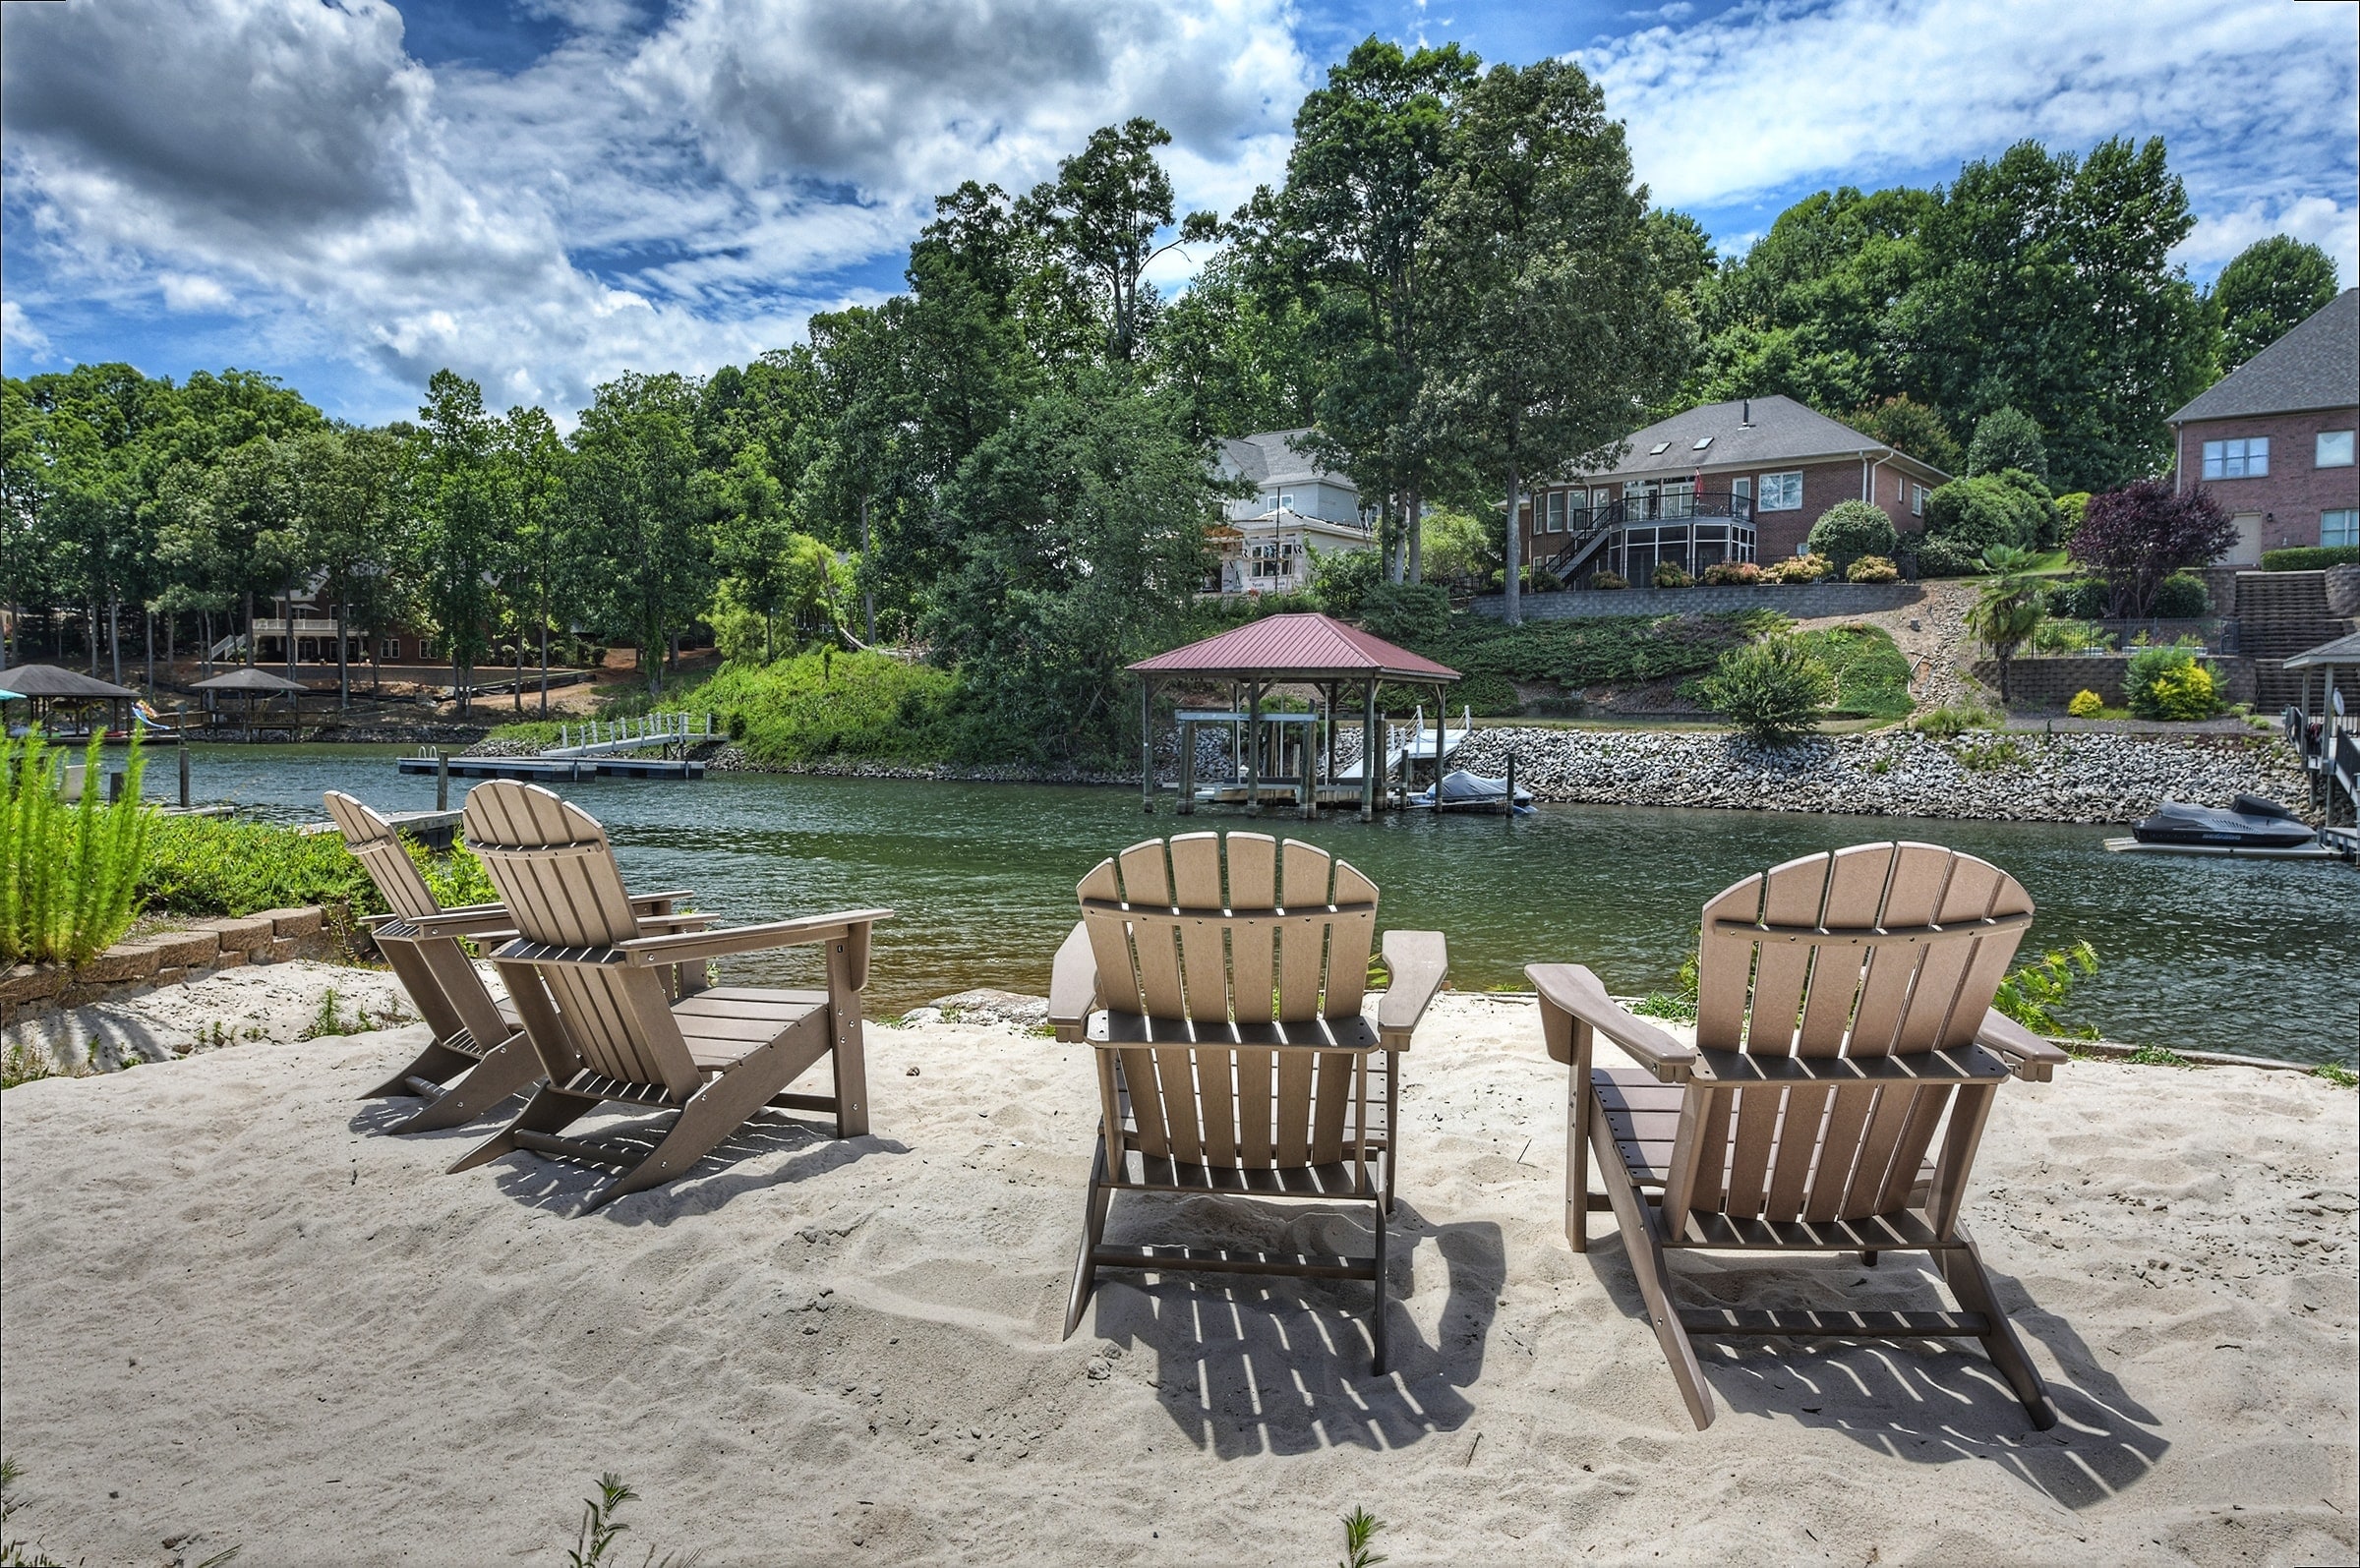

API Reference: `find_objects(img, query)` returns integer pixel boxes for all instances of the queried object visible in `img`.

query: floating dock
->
[396,755,704,782]
[2100,836,2339,860]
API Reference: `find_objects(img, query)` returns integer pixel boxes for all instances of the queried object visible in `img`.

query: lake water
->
[174,745,2359,1066]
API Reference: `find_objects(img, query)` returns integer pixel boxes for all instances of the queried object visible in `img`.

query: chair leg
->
[1592,1112,1715,1429]
[385,1031,541,1133]
[1940,1225,2059,1430]
[1063,1135,1114,1340]
[362,1039,479,1101]
[448,1082,595,1174]
[580,1043,811,1214]
[1369,1192,1390,1376]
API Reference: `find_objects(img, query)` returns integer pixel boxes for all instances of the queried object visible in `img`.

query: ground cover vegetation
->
[2,34,2330,764]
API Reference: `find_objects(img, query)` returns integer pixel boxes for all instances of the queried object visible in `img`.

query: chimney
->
[1740,399,1751,428]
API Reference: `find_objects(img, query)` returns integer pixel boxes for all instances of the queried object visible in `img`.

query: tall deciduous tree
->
[1023,119,1216,366]
[412,370,502,713]
[2210,235,2339,372]
[565,373,710,696]
[495,405,568,713]
[1425,58,1688,624]
[1279,37,1478,582]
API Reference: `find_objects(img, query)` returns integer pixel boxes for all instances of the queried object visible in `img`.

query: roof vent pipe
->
[1740,399,1751,427]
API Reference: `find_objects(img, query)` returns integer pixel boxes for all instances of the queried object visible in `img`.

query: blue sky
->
[5,0,2354,427]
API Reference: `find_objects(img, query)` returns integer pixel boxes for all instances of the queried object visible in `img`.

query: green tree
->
[1848,394,1963,476]
[494,404,569,712]
[411,370,502,713]
[564,373,710,696]
[1022,119,1216,366]
[1426,58,1687,624]
[284,426,405,709]
[2210,235,2339,371]
[707,442,798,663]
[1278,37,1480,582]
[1965,405,2048,483]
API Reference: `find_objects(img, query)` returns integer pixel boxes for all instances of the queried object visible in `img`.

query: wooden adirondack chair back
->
[324,789,441,919]
[1079,832,1381,1171]
[1671,842,2034,1226]
[460,780,701,1097]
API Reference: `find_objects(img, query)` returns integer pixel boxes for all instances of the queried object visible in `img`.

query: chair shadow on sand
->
[1085,1199,1505,1460]
[1582,1238,2168,1506]
[348,1096,908,1223]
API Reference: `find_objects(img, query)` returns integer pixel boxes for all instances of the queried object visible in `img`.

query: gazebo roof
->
[192,668,309,693]
[1128,611,1460,683]
[2282,630,2360,668]
[0,665,140,699]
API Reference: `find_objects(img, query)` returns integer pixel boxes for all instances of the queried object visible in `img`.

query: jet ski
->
[2128,795,2316,849]
[1410,768,1536,815]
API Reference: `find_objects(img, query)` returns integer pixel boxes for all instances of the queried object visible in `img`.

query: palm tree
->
[1965,545,2047,706]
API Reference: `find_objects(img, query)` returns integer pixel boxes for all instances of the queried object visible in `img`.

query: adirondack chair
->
[449,780,890,1214]
[1529,842,2071,1430]
[1047,832,1447,1373]
[324,790,704,1132]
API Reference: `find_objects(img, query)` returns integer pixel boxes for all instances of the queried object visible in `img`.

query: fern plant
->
[1992,940,2099,1037]
[1,731,153,964]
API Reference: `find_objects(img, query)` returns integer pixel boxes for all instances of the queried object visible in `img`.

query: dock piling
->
[1504,752,1516,821]
[177,730,191,809]
[1177,721,1196,815]
[437,752,449,811]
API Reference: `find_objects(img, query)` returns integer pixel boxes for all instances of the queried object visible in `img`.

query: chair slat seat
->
[1057,832,1446,1375]
[1534,841,2064,1432]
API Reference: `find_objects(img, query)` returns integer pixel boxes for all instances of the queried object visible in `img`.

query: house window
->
[2201,437,2269,479]
[2325,510,2360,549]
[380,637,402,661]
[1248,541,1299,578]
[1911,484,1926,516]
[1758,471,1803,511]
[1277,492,1296,512]
[2318,431,2355,468]
[1546,492,1566,534]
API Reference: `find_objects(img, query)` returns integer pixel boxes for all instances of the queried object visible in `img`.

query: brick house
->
[1514,395,1950,586]
[2166,287,2359,562]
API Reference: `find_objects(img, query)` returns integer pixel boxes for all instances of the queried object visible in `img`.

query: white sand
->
[2,994,2353,1566]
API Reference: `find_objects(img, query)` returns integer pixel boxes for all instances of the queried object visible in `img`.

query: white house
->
[1208,430,1375,596]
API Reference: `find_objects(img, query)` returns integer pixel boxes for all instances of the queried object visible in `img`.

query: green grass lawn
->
[1789,623,1915,721]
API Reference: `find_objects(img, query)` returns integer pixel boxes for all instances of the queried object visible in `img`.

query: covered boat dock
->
[2281,629,2360,858]
[1127,612,1461,822]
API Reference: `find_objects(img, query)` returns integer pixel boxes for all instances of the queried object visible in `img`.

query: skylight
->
[1692,436,1713,450]
[1648,441,1671,455]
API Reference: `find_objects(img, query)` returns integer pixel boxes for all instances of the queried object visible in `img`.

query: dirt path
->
[1789,579,1985,712]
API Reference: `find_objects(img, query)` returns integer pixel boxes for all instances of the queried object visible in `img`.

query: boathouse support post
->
[1140,677,1155,814]
[1177,721,1196,815]
[177,720,190,809]
[1300,712,1318,820]
[1246,680,1263,815]
[437,752,449,812]
[1504,752,1515,822]
[1361,682,1377,822]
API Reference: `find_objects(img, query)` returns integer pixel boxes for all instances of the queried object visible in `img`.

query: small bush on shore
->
[2,733,152,965]
[1846,554,1900,583]
[138,815,493,922]
[2125,646,2221,720]
[1910,704,2000,737]
[1651,561,1693,589]
[1701,635,1836,742]
[1701,560,1762,586]
[2149,572,2210,617]
[1589,570,1627,590]
[2067,689,2103,718]
[1768,552,1831,584]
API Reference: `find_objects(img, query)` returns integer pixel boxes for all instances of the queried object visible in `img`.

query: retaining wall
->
[1975,655,2260,711]
[1469,581,1922,621]
[1,906,345,1025]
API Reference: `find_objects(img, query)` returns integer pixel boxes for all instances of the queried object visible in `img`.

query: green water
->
[181,745,2359,1065]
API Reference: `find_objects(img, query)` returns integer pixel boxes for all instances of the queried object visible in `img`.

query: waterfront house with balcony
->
[1515,395,1951,587]
[1208,430,1376,596]
[2166,288,2358,563]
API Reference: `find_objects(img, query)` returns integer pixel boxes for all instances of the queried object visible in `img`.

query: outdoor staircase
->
[2233,571,2356,712]
[1540,516,1618,584]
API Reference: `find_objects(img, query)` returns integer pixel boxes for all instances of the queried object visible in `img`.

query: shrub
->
[2262,545,2360,571]
[1455,672,1522,716]
[2067,689,2103,718]
[1924,476,2038,557]
[2069,480,2236,616]
[1,732,152,965]
[1307,544,1386,619]
[1916,536,1985,577]
[1359,582,1450,644]
[1701,635,1837,742]
[727,711,748,741]
[1651,561,1693,589]
[1989,468,2063,548]
[1589,570,1628,590]
[1790,624,1913,720]
[2055,492,2092,531]
[1768,552,1831,584]
[1805,500,1900,574]
[1846,554,1899,583]
[2150,572,2210,617]
[1966,405,2048,484]
[2033,618,2112,653]
[1700,560,1763,586]
[2045,577,2110,618]
[1910,704,1999,737]
[2124,645,2221,720]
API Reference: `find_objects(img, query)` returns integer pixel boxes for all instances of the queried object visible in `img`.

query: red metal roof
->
[1128,612,1460,682]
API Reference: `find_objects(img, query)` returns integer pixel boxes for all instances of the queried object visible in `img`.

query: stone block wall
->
[1469,581,1922,621]
[1975,655,2259,710]
[1,905,345,1024]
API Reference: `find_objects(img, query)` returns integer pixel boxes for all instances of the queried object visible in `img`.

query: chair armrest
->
[626,890,692,911]
[1048,922,1098,1043]
[1376,930,1447,1050]
[617,909,892,967]
[631,912,717,933]
[405,905,519,938]
[1527,962,1696,1083]
[1975,1008,2070,1082]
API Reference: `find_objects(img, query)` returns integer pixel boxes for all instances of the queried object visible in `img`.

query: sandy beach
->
[2,994,2353,1566]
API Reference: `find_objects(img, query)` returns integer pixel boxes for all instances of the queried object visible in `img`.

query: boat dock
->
[396,754,705,783]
